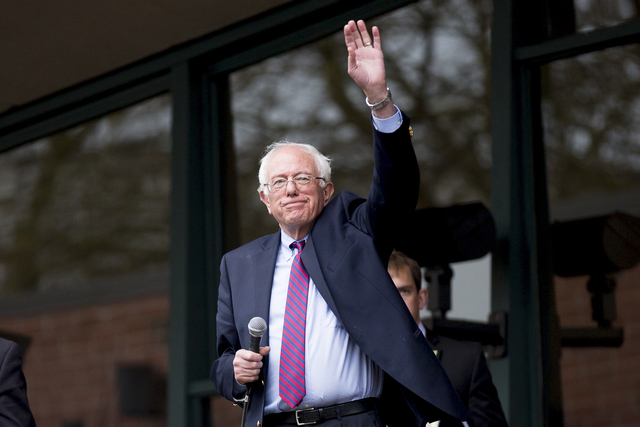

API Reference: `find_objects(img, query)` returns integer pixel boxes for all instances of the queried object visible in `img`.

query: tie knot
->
[290,240,306,253]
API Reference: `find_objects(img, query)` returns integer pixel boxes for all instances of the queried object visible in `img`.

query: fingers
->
[372,26,381,50]
[357,20,372,47]
[344,20,358,51]
[259,346,271,356]
[344,20,377,50]
[233,349,265,385]
[344,19,387,92]
[344,21,357,70]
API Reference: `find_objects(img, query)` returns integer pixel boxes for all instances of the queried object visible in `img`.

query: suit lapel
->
[253,231,280,346]
[425,326,443,360]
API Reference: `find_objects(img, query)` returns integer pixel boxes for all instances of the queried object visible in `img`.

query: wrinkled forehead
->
[266,146,318,178]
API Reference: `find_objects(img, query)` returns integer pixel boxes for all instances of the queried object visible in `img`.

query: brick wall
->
[2,294,170,427]
[555,263,640,427]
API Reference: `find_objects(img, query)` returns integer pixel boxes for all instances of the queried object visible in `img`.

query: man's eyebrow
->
[270,171,313,178]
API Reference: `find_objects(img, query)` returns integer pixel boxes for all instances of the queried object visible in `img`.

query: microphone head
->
[248,317,267,338]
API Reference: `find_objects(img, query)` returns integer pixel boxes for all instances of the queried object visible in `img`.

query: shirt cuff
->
[371,105,403,133]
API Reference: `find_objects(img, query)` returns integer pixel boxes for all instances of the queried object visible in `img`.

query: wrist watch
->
[365,87,392,110]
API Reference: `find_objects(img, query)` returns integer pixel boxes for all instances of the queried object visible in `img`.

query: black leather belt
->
[263,398,378,426]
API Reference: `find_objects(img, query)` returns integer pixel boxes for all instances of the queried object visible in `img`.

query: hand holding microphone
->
[233,317,270,385]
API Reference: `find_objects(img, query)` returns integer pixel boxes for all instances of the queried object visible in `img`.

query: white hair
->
[257,140,332,195]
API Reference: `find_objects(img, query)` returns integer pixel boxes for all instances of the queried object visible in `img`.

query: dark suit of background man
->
[388,251,508,427]
[0,337,37,427]
[211,19,469,427]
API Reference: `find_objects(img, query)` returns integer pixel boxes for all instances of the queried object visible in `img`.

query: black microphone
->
[248,317,267,353]
[242,317,266,427]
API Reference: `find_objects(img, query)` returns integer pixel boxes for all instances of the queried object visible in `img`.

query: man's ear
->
[323,182,335,205]
[419,289,428,311]
[259,191,273,215]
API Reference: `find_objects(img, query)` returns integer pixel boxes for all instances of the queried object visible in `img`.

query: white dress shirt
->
[264,232,383,414]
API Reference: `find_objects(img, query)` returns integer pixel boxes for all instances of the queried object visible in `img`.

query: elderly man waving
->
[211,19,469,427]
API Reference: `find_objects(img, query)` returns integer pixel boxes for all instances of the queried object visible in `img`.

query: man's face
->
[259,146,334,239]
[389,264,428,325]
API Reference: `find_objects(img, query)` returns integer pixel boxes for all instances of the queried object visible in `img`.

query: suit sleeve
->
[0,340,37,427]
[468,348,508,427]
[210,254,248,402]
[350,111,419,260]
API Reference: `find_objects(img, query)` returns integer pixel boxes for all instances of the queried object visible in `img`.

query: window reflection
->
[543,45,640,204]
[0,94,172,427]
[0,95,171,297]
[543,46,640,425]
[575,0,639,33]
[546,0,639,39]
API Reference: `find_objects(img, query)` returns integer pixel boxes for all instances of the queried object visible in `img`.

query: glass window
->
[0,94,172,426]
[545,1,639,41]
[575,0,639,33]
[542,46,640,425]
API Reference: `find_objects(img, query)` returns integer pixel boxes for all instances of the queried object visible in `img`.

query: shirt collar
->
[280,230,308,257]
[418,321,427,337]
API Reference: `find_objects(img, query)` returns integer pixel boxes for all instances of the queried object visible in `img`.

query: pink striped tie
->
[279,240,309,408]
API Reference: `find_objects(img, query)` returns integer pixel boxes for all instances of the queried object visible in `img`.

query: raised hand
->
[344,20,388,105]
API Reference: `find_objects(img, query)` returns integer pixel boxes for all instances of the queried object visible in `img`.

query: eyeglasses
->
[265,174,325,193]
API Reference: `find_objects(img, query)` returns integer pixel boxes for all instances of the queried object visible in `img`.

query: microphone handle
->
[242,335,261,427]
[249,335,261,353]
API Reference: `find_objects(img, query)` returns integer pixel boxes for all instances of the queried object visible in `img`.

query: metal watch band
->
[365,87,392,110]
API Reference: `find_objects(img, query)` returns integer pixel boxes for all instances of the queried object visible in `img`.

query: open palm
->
[344,20,388,102]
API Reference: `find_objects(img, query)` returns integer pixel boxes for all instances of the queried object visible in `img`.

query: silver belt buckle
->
[295,408,316,425]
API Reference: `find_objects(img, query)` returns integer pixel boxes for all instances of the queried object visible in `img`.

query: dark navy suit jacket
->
[0,338,37,427]
[426,329,508,427]
[211,113,469,426]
